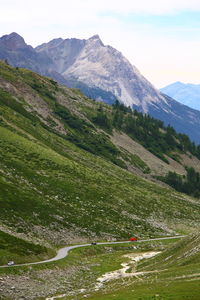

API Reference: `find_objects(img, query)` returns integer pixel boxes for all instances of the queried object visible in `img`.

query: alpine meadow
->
[0,59,200,299]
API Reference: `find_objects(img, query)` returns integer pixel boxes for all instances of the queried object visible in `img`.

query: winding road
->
[0,235,185,268]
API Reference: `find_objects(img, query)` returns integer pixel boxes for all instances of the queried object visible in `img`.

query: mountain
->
[160,81,200,111]
[0,32,70,87]
[1,33,200,143]
[36,34,200,143]
[36,34,165,110]
[0,32,54,75]
[146,94,200,144]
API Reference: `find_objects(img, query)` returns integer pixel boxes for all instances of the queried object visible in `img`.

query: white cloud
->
[77,0,200,15]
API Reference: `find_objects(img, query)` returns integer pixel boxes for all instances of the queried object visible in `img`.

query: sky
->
[0,0,200,88]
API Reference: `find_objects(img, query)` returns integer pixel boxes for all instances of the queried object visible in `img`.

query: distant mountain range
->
[1,32,200,143]
[160,81,200,111]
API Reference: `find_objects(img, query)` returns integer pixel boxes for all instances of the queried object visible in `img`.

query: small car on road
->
[129,237,137,241]
[7,261,15,266]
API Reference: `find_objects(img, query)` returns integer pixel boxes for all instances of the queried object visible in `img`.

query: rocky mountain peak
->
[62,35,164,109]
[88,34,101,40]
[36,38,64,52]
[35,37,86,74]
[87,34,104,46]
[0,32,27,49]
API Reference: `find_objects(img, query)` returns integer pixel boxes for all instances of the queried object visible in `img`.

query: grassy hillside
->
[0,230,54,265]
[0,238,180,299]
[139,232,200,272]
[74,234,200,300]
[0,61,200,252]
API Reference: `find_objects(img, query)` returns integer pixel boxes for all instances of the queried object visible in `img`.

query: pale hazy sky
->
[1,0,200,88]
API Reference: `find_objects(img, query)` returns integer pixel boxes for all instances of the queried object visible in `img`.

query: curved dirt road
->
[0,235,185,268]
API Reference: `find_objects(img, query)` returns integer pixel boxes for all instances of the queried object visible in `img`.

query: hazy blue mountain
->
[160,82,200,111]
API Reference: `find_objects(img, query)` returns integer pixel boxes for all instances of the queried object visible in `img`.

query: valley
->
[0,235,199,300]
[0,61,200,299]
[1,0,200,296]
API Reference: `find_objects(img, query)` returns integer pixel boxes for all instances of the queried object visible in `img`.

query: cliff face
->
[36,34,166,111]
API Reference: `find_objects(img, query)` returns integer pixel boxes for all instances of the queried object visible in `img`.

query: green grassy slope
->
[2,121,199,243]
[80,234,200,300]
[0,61,200,251]
[139,233,200,272]
[0,230,54,265]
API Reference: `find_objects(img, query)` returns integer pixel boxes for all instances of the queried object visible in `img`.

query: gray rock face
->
[36,34,166,111]
[36,38,86,74]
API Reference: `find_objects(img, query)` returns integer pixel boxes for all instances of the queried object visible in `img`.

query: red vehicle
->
[129,237,137,241]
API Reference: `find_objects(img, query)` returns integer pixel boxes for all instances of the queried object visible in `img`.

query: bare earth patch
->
[95,251,160,291]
